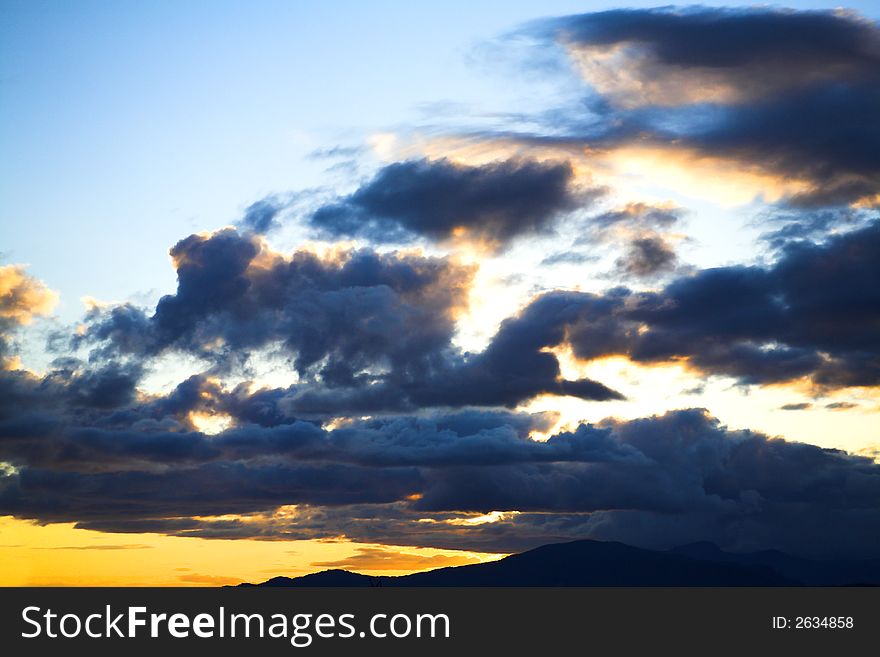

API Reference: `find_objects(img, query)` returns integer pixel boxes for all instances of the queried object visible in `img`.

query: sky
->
[1,1,880,585]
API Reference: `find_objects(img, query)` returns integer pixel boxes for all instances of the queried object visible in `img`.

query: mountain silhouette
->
[237,539,836,587]
[669,542,880,586]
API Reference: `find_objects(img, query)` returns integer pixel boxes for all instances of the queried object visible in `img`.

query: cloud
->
[569,202,686,279]
[0,278,877,552]
[400,292,625,407]
[0,265,58,326]
[62,217,880,416]
[0,265,58,364]
[311,158,600,251]
[615,235,678,278]
[540,251,597,267]
[825,401,860,411]
[3,5,879,566]
[238,198,283,234]
[0,461,424,520]
[521,7,880,206]
[541,7,880,108]
[79,228,472,378]
[4,409,874,559]
[780,403,812,411]
[74,227,621,413]
[591,202,682,230]
[496,219,880,390]
[0,404,631,473]
[310,546,482,572]
[674,81,880,207]
[759,208,874,249]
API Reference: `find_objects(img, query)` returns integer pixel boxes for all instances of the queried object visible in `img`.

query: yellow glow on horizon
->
[309,545,505,572]
[0,516,502,586]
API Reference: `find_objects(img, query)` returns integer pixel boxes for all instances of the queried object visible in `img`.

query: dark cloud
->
[591,203,683,230]
[355,291,627,411]
[825,402,860,411]
[600,220,880,388]
[0,363,616,473]
[311,158,599,250]
[525,8,880,206]
[451,219,880,391]
[571,203,685,275]
[0,462,423,520]
[540,251,597,267]
[238,198,283,234]
[75,228,621,413]
[63,363,143,410]
[4,406,876,559]
[79,228,472,382]
[677,81,880,207]
[413,409,880,520]
[5,251,878,560]
[615,235,678,278]
[542,7,880,103]
[758,208,874,250]
[780,403,812,411]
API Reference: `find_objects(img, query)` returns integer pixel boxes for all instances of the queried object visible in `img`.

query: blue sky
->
[3,0,586,316]
[5,0,880,320]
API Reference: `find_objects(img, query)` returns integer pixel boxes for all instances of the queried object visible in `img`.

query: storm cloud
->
[79,228,471,382]
[503,218,880,390]
[311,158,599,250]
[76,228,621,413]
[542,7,880,106]
[2,403,877,559]
[615,235,679,278]
[526,7,880,207]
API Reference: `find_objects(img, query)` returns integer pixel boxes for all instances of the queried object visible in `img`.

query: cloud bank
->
[3,6,879,564]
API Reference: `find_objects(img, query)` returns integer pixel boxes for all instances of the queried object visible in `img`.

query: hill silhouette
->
[669,542,880,586]
[237,539,859,587]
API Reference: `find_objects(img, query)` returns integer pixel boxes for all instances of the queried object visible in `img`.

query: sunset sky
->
[2,0,880,585]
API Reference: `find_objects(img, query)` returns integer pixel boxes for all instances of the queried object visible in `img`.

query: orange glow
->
[310,545,504,572]
[187,411,234,434]
[0,516,502,586]
[567,43,746,108]
[0,264,58,325]
[381,130,821,209]
[603,144,812,206]
[563,40,864,110]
